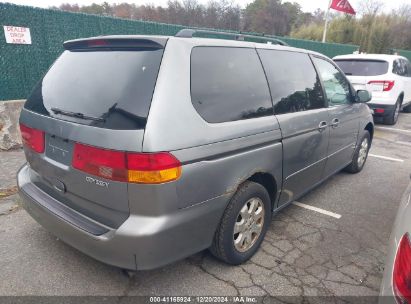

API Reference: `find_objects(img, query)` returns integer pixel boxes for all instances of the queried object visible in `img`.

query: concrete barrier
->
[0,100,25,150]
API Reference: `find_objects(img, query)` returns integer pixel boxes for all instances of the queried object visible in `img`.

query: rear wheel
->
[384,98,401,125]
[210,181,271,265]
[344,131,370,174]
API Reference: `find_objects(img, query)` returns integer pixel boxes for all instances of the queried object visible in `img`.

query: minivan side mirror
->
[356,90,372,103]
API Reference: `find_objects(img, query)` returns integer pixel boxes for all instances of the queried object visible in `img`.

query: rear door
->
[20,38,166,228]
[258,49,329,206]
[312,56,360,176]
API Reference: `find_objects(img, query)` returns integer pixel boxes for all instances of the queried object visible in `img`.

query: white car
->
[333,54,411,125]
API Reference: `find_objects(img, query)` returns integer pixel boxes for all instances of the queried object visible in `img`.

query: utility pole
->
[322,0,333,43]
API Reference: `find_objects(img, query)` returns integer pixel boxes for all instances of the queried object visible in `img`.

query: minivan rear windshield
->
[25,48,164,130]
[334,59,389,76]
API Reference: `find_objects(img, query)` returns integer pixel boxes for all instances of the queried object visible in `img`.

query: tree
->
[52,0,411,52]
[243,0,290,35]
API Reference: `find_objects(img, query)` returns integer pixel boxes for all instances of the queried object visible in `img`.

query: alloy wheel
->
[357,138,369,168]
[233,197,265,252]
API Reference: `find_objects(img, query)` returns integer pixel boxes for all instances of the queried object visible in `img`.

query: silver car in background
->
[380,177,411,303]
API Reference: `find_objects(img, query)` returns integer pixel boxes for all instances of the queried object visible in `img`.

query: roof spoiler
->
[175,29,288,46]
[63,37,167,50]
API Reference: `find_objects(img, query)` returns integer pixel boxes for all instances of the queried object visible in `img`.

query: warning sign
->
[3,26,32,44]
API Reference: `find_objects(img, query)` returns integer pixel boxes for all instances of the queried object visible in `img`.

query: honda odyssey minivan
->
[17,30,374,270]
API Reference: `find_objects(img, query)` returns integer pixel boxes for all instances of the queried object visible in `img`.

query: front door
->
[312,56,360,177]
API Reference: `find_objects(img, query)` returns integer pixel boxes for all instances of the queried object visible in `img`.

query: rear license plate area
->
[45,134,73,166]
[367,83,383,92]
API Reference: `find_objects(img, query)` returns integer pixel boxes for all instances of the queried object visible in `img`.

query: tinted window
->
[25,49,164,130]
[334,59,388,76]
[393,59,407,76]
[258,49,325,115]
[191,47,272,123]
[401,59,410,77]
[313,57,351,106]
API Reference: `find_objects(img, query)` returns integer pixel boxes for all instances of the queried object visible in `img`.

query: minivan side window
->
[191,47,272,123]
[257,49,325,115]
[312,57,352,106]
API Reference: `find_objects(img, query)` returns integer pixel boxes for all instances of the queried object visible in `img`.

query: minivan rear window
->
[25,49,164,130]
[334,59,388,76]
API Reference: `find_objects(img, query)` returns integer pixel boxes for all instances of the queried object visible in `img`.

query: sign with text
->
[3,26,32,44]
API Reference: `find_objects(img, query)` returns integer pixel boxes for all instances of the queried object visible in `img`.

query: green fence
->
[397,49,411,62]
[0,3,393,101]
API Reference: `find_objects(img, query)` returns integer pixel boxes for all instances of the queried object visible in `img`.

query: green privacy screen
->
[0,3,363,100]
[397,50,411,62]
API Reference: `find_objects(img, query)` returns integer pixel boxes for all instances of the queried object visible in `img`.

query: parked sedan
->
[380,176,411,303]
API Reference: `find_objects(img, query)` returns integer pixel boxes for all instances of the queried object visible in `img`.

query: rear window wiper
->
[51,107,105,122]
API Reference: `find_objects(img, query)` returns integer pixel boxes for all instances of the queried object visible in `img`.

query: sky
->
[1,0,410,13]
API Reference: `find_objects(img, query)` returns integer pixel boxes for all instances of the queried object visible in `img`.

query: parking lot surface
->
[0,114,410,300]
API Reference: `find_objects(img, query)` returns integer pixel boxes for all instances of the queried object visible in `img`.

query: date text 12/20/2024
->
[149,297,258,303]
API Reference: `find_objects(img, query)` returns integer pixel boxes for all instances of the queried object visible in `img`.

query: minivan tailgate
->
[19,106,149,228]
[24,132,130,228]
[19,37,166,228]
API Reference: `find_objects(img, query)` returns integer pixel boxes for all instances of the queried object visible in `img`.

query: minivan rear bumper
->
[17,164,228,270]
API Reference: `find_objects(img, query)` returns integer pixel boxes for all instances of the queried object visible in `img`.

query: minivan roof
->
[63,34,326,58]
[333,53,407,62]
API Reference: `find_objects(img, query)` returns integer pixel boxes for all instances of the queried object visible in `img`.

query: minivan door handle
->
[318,121,328,132]
[331,118,340,128]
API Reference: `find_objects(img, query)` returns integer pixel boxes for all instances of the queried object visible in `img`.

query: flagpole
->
[322,0,333,43]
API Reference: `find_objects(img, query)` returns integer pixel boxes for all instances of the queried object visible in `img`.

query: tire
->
[384,98,401,125]
[210,181,271,265]
[344,131,371,174]
[403,103,411,113]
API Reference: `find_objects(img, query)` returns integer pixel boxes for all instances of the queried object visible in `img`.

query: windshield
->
[334,59,389,76]
[25,48,164,130]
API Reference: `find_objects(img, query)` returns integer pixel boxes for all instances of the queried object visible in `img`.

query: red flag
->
[330,0,356,15]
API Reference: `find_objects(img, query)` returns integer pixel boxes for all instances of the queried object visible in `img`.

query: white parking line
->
[396,141,411,147]
[368,153,404,162]
[376,126,411,134]
[292,201,342,219]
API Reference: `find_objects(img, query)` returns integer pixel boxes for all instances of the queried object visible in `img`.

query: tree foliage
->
[51,0,411,52]
[291,3,411,52]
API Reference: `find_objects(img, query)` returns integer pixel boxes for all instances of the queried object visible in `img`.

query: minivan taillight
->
[393,233,411,303]
[19,123,45,153]
[368,80,395,91]
[72,143,182,184]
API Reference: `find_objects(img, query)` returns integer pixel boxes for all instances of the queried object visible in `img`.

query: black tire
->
[403,103,411,113]
[344,131,371,174]
[384,98,401,125]
[210,181,271,265]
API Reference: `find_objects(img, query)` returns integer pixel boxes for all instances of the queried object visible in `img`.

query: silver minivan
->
[17,30,374,270]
